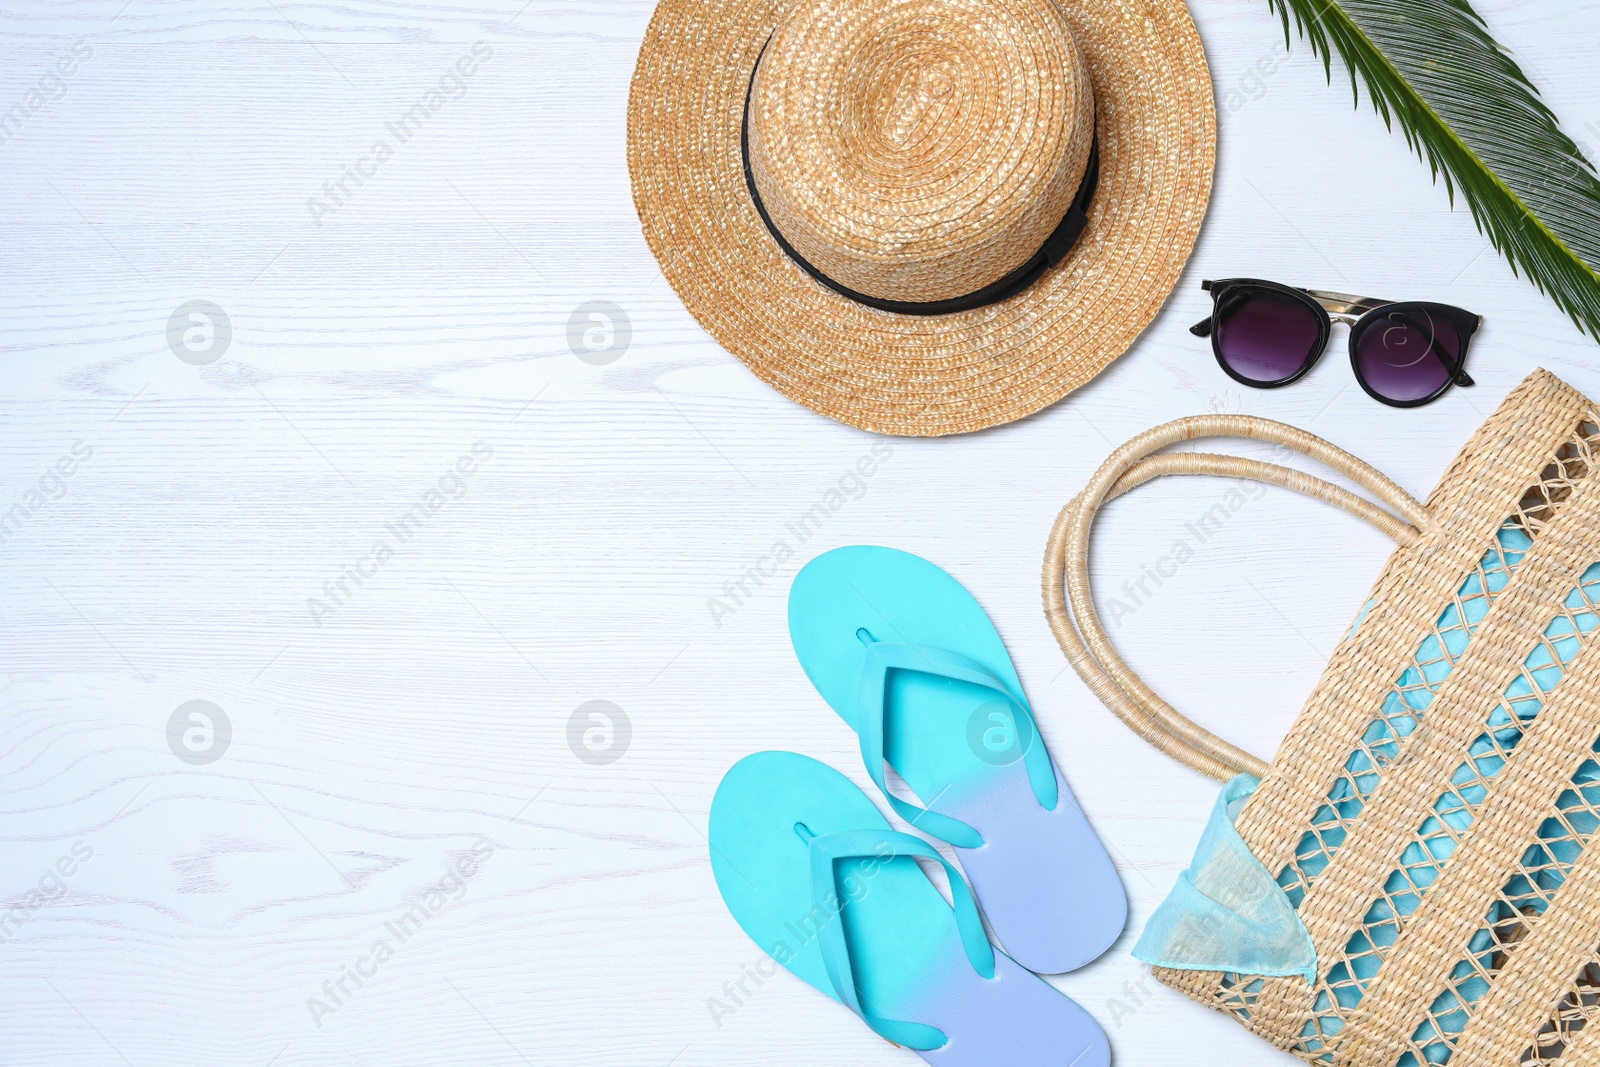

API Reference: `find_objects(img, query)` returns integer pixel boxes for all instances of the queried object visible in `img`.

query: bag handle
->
[1042,414,1437,782]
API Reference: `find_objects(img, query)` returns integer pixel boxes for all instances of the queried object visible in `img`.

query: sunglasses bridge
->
[1304,288,1390,324]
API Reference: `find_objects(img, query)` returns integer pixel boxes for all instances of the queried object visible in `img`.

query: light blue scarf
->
[1133,774,1317,983]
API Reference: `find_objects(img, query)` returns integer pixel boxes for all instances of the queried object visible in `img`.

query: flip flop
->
[709,751,1110,1065]
[787,546,1126,974]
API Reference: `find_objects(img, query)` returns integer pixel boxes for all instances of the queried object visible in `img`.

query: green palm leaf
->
[1265,0,1600,340]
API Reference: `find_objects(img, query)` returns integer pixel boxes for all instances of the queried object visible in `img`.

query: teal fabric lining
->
[1296,561,1600,1063]
[1347,598,1378,641]
[1278,525,1533,909]
[1155,530,1532,1005]
[1400,750,1600,1065]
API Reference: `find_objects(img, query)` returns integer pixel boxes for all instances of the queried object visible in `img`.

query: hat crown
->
[747,0,1095,304]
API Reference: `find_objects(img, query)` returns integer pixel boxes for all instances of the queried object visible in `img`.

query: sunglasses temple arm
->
[1191,288,1257,339]
[1447,321,1477,386]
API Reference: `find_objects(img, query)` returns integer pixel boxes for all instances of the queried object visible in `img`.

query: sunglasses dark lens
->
[1214,287,1322,384]
[1353,305,1462,403]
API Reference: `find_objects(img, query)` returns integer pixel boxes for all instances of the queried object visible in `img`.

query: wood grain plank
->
[1,0,1598,1063]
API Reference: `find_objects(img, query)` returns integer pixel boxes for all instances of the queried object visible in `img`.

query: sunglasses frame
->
[1191,277,1481,408]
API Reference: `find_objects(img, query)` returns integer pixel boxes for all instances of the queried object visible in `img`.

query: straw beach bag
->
[1045,370,1600,1066]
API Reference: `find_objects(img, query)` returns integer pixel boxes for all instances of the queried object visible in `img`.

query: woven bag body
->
[1047,370,1600,1066]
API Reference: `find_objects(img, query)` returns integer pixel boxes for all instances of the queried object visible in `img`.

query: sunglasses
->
[1190,278,1481,407]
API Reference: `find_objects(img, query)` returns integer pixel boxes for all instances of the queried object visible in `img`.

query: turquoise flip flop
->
[710,751,1110,1065]
[787,546,1126,974]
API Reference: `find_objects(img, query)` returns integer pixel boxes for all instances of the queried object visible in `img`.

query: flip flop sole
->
[788,546,1127,973]
[709,751,1109,1066]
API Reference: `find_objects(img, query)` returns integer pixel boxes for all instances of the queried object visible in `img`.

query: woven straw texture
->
[1045,369,1600,1066]
[627,0,1215,436]
[747,0,1096,303]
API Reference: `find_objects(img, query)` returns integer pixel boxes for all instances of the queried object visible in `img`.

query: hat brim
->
[627,0,1216,436]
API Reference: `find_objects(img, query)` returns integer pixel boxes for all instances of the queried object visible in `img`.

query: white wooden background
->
[2,1,1599,1064]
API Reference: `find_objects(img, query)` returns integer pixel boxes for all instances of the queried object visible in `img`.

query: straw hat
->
[628,0,1216,436]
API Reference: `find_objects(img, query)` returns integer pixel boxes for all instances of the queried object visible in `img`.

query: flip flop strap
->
[856,638,1058,848]
[806,828,995,1050]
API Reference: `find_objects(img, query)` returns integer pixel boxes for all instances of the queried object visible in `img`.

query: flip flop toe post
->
[709,752,1109,1066]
